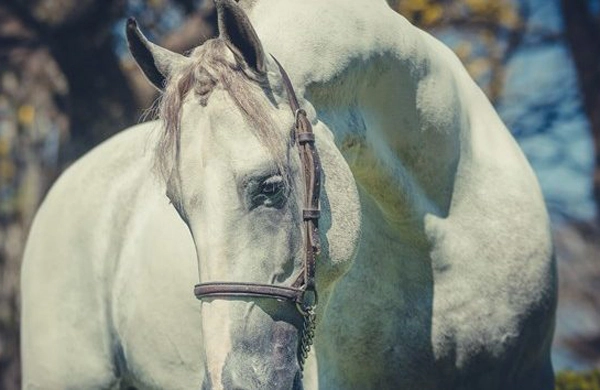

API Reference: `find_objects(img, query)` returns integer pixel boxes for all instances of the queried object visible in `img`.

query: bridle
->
[193,56,322,372]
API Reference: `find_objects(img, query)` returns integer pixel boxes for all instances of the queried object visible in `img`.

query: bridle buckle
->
[296,288,318,316]
[294,108,307,128]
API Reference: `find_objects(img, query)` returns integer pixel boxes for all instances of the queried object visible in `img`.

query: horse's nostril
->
[292,371,304,390]
[200,376,213,390]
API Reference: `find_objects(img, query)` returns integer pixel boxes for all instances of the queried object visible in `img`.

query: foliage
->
[556,369,600,390]
[392,0,528,102]
[396,0,520,29]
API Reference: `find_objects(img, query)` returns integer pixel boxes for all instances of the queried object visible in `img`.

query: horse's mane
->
[155,38,286,182]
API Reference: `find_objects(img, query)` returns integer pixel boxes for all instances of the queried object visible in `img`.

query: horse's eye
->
[261,177,281,195]
[253,175,286,209]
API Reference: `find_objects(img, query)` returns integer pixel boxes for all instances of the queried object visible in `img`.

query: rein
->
[193,56,322,372]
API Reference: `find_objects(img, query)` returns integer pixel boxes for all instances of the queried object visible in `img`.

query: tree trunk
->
[0,2,137,389]
[5,0,138,160]
[560,0,600,220]
[49,27,139,160]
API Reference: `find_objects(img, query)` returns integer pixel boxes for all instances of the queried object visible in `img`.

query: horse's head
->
[128,0,360,387]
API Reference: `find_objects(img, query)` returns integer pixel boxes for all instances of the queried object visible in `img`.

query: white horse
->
[21,0,557,389]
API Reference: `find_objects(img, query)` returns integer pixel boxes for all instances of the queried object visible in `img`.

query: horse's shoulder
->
[41,121,157,208]
[25,121,162,267]
[424,169,556,370]
[64,121,158,187]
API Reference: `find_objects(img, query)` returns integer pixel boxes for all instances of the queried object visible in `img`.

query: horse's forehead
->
[181,89,289,174]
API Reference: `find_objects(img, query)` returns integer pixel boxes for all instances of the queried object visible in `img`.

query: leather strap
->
[194,282,304,303]
[272,56,321,293]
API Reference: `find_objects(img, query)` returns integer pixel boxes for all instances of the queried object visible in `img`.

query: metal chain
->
[298,306,317,375]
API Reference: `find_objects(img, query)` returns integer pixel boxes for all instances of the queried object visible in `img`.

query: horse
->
[21,0,557,388]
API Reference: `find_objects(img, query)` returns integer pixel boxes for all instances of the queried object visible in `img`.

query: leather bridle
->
[193,56,322,372]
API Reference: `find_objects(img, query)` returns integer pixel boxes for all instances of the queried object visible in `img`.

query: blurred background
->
[0,0,599,388]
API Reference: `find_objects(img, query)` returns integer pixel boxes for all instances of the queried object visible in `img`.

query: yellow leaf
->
[466,57,490,79]
[148,0,165,8]
[0,139,9,156]
[18,105,35,126]
[0,159,15,179]
[403,0,430,12]
[423,4,444,25]
[464,0,488,14]
[454,42,473,61]
[499,7,520,28]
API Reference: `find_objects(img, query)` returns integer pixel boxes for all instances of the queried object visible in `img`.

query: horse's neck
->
[312,18,471,229]
[310,50,464,227]
[252,0,475,232]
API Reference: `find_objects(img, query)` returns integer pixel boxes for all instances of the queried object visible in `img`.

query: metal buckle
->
[294,108,307,128]
[296,288,318,316]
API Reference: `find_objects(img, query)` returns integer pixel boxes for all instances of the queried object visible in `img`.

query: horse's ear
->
[215,0,266,75]
[126,18,190,90]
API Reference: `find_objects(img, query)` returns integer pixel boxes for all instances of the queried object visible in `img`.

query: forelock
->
[154,38,289,188]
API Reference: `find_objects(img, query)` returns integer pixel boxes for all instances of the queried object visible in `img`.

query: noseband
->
[193,56,322,372]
